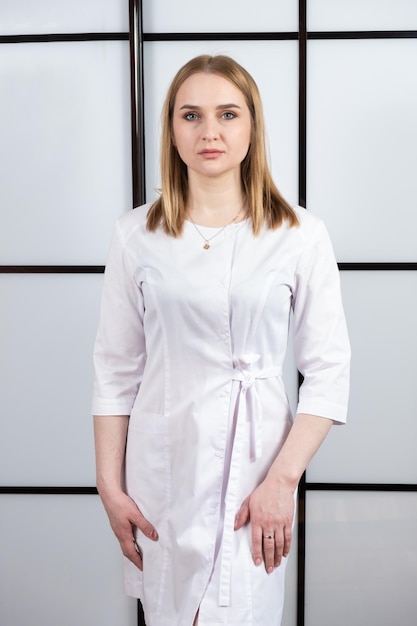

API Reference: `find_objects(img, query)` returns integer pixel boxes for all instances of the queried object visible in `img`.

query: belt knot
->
[235,353,260,391]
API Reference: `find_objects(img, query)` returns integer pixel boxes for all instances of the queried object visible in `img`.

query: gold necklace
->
[188,210,243,250]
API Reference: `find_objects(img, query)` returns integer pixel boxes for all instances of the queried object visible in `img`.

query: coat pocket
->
[125,412,170,526]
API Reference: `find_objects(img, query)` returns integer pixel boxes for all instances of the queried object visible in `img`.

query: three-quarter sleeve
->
[292,219,351,423]
[92,221,146,416]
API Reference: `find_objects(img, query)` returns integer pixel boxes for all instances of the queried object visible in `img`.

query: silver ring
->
[263,534,274,540]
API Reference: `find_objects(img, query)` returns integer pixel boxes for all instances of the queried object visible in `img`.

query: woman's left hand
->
[234,478,295,573]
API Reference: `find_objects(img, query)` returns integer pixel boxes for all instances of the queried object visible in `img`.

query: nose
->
[201,117,219,141]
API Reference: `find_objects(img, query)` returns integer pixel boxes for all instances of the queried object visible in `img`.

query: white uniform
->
[92,203,350,626]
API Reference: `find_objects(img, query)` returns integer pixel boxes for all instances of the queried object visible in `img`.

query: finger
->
[132,508,158,541]
[251,522,263,567]
[282,524,292,558]
[124,509,158,570]
[113,507,157,570]
[234,499,250,530]
[118,525,144,570]
[129,503,158,541]
[262,532,276,573]
[273,529,287,567]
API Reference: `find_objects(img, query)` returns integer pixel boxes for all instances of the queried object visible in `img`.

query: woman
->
[92,55,350,626]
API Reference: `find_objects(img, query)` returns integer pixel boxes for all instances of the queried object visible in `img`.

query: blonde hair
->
[147,54,299,236]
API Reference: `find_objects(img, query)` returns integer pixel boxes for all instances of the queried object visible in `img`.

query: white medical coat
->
[92,203,350,626]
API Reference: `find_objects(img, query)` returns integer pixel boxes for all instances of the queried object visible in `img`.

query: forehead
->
[174,72,246,106]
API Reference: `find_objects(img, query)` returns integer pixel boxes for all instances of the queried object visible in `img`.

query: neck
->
[187,172,245,227]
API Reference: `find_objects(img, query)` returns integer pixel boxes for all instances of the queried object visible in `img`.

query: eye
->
[221,111,236,120]
[184,112,199,121]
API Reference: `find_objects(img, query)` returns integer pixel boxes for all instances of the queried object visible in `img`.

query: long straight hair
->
[147,55,299,236]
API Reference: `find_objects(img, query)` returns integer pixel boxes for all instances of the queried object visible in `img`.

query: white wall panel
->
[0,0,128,35]
[143,41,299,207]
[305,491,417,626]
[307,39,417,262]
[143,0,298,33]
[307,271,417,484]
[0,41,131,264]
[0,494,136,626]
[308,0,417,31]
[0,274,103,486]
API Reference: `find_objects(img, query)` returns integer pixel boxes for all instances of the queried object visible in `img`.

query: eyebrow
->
[179,103,242,111]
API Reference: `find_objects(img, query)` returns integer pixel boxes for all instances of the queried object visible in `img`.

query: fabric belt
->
[218,354,282,607]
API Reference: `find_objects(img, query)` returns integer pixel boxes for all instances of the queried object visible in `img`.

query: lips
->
[198,149,224,158]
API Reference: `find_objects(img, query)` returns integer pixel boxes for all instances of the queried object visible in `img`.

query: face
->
[171,72,252,181]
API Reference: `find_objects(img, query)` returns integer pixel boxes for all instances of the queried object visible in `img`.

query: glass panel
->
[0,274,103,486]
[0,0,128,35]
[143,41,299,208]
[307,39,417,261]
[0,495,297,625]
[305,491,417,626]
[307,271,417,484]
[143,0,298,33]
[0,41,132,264]
[309,0,417,31]
[0,494,137,626]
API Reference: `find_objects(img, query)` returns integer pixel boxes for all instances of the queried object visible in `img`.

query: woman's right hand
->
[93,415,159,570]
[100,489,158,570]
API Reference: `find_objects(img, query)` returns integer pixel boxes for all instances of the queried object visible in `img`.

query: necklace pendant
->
[203,241,210,250]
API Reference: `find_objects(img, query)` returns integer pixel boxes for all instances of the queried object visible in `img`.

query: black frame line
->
[297,5,307,621]
[0,33,129,44]
[306,483,417,492]
[339,262,417,271]
[129,0,146,207]
[129,3,147,622]
[0,266,105,273]
[308,30,417,40]
[2,3,417,626]
[0,486,98,495]
[2,32,416,45]
[298,0,307,211]
[142,32,299,41]
[3,263,416,275]
[2,483,415,496]
[1,263,416,274]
